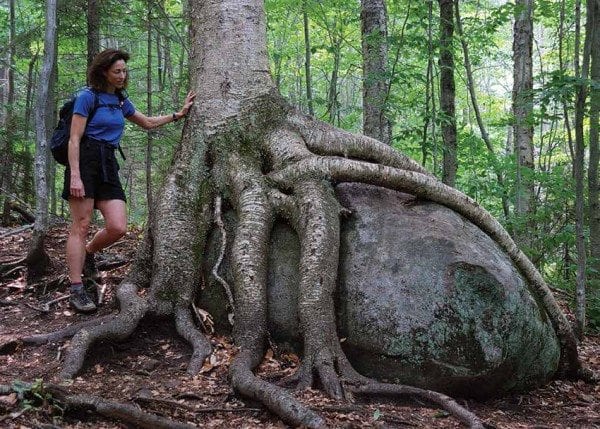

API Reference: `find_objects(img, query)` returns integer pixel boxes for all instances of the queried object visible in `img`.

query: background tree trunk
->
[303,0,314,116]
[438,0,457,187]
[588,0,600,303]
[512,0,535,248]
[1,0,17,226]
[146,0,154,211]
[573,0,594,336]
[327,36,341,125]
[87,0,100,69]
[361,0,392,145]
[423,0,438,171]
[26,0,57,278]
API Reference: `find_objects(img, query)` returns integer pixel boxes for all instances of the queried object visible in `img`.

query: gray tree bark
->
[303,0,314,116]
[361,0,392,145]
[87,0,100,69]
[25,0,57,278]
[573,0,594,336]
[25,1,591,428]
[512,0,535,248]
[423,0,438,170]
[588,0,600,301]
[1,0,16,226]
[146,0,154,211]
[438,0,458,187]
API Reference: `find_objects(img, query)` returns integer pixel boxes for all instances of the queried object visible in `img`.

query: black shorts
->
[62,137,126,204]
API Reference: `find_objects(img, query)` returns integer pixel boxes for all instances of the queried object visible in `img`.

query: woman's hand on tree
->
[177,91,197,119]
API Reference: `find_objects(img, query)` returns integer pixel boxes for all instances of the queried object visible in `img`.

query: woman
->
[65,48,196,313]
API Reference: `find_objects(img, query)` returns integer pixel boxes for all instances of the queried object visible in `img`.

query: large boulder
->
[200,183,560,398]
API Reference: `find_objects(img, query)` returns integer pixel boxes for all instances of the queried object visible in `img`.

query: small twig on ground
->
[25,294,69,313]
[133,396,263,414]
[0,224,34,238]
[0,265,25,280]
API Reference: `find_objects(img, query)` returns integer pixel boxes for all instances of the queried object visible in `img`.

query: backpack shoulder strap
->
[86,88,101,123]
[116,89,128,107]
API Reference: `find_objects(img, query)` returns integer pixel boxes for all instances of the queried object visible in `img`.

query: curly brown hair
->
[87,49,130,92]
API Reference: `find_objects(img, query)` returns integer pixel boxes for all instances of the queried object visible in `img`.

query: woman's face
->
[103,59,128,91]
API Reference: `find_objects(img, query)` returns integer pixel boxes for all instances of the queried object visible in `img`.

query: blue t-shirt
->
[73,88,136,147]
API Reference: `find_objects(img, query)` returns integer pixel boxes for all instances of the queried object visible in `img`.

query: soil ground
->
[0,222,599,428]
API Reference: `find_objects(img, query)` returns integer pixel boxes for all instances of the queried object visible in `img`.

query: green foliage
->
[11,379,63,415]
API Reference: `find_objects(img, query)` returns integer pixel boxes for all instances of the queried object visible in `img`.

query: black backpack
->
[50,88,126,166]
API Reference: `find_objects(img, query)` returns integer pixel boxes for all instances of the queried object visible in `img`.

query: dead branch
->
[0,382,195,429]
[0,264,25,279]
[133,395,263,414]
[9,202,35,223]
[0,224,34,238]
[24,294,69,313]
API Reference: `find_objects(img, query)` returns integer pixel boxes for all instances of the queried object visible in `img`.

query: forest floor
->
[0,222,599,429]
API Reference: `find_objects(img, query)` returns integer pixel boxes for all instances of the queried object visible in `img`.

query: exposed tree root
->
[350,382,485,429]
[225,152,327,427]
[287,113,432,176]
[60,282,148,378]
[0,383,195,429]
[175,305,212,375]
[280,180,368,398]
[0,315,115,354]
[230,350,326,428]
[212,195,235,316]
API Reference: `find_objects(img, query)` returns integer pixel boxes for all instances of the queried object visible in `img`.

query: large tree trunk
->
[25,0,57,279]
[512,0,535,248]
[26,1,591,427]
[361,0,392,145]
[438,0,458,187]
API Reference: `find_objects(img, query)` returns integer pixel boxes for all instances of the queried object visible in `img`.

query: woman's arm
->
[127,91,196,130]
[68,114,87,198]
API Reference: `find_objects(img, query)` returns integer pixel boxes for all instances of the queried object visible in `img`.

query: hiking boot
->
[69,288,97,313]
[83,252,100,282]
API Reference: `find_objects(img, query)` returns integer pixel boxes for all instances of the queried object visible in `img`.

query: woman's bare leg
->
[86,199,127,253]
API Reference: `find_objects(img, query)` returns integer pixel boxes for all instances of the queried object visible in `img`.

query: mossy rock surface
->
[201,183,560,398]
